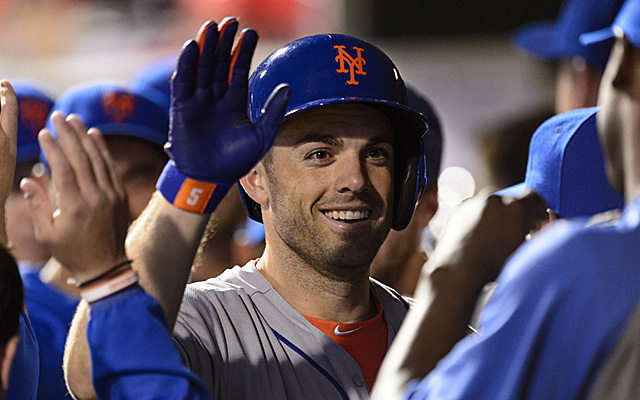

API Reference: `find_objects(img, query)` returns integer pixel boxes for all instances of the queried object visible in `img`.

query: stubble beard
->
[269,179,392,283]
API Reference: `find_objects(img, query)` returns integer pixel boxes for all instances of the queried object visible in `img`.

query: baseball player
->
[372,1,640,398]
[497,107,624,226]
[514,0,623,114]
[63,17,427,399]
[0,80,40,400]
[21,82,168,400]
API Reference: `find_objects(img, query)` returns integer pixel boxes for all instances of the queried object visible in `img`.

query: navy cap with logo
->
[41,82,169,168]
[497,107,624,219]
[514,0,624,71]
[9,83,54,163]
[580,0,640,49]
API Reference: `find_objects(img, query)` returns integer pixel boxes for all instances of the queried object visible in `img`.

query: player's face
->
[262,103,395,276]
[104,136,168,222]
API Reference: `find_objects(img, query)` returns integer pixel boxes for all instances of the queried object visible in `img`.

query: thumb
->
[256,84,291,154]
[20,177,54,244]
[0,80,18,148]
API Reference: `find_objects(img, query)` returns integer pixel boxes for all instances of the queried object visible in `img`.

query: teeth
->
[324,210,369,220]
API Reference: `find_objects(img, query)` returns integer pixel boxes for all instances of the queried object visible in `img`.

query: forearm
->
[64,192,210,399]
[372,260,486,400]
[126,191,210,329]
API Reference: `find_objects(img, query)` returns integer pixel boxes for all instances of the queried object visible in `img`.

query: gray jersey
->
[172,261,410,399]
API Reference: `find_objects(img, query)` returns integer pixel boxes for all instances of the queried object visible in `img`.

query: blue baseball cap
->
[497,107,624,219]
[9,83,54,163]
[580,0,640,49]
[514,0,624,71]
[131,56,176,113]
[46,82,168,148]
[407,87,443,191]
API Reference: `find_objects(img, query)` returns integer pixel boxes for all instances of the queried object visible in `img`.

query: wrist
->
[80,264,139,304]
[156,160,232,214]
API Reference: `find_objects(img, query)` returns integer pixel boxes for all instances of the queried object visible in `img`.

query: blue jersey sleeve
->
[404,218,640,399]
[7,310,40,400]
[87,286,211,400]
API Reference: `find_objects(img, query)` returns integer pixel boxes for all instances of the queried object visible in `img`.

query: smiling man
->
[63,19,427,400]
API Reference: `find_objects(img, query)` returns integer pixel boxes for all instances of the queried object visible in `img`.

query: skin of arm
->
[372,191,546,400]
[0,81,18,247]
[63,193,210,399]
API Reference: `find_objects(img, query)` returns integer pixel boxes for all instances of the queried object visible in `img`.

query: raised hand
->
[424,190,548,290]
[0,80,18,245]
[158,18,290,214]
[20,113,130,284]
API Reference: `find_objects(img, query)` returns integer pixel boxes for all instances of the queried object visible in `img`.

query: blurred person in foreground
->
[24,82,168,400]
[514,0,623,114]
[6,83,53,268]
[372,0,640,398]
[370,87,443,296]
[497,107,624,228]
[0,80,39,400]
[64,17,430,399]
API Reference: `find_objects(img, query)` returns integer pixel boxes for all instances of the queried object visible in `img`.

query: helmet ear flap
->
[238,182,263,223]
[392,135,425,231]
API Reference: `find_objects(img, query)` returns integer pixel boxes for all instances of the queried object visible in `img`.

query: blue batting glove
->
[157,19,290,214]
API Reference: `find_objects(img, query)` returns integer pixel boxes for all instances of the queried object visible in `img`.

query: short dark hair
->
[0,246,23,344]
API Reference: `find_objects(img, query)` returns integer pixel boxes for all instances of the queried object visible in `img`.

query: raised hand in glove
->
[157,18,290,214]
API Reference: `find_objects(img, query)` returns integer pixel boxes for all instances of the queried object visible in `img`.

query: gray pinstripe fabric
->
[172,261,410,399]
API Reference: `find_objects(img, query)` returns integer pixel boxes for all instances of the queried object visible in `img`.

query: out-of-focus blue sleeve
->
[87,286,211,400]
[402,220,640,399]
[7,310,39,400]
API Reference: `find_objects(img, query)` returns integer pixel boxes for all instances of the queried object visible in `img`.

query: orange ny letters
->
[334,45,366,85]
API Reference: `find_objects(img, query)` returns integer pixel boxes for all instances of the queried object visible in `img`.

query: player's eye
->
[306,150,331,160]
[365,148,390,160]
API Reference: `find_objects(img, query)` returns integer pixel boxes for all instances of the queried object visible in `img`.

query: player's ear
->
[240,165,269,206]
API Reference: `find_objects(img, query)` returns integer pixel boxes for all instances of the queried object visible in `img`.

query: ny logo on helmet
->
[102,92,136,123]
[334,45,366,85]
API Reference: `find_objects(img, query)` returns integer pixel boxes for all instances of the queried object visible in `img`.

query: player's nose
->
[334,152,368,194]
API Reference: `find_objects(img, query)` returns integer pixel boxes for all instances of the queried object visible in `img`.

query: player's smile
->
[258,103,396,268]
[320,207,373,232]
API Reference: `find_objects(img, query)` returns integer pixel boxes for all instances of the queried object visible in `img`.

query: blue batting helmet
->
[241,34,428,231]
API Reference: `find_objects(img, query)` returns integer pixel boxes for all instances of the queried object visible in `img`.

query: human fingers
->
[37,127,81,211]
[256,84,291,154]
[172,40,200,102]
[20,176,54,244]
[0,80,18,148]
[49,112,101,198]
[87,128,127,200]
[212,17,239,95]
[229,28,258,87]
[66,115,115,196]
[195,20,219,89]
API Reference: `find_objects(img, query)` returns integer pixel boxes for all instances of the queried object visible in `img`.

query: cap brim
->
[495,182,527,198]
[579,27,615,46]
[514,21,566,59]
